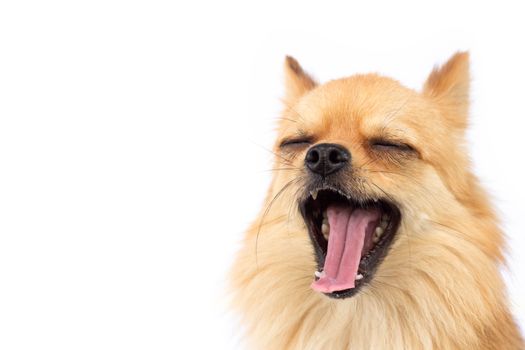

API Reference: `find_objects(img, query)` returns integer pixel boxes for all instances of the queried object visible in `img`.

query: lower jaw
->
[323,285,362,299]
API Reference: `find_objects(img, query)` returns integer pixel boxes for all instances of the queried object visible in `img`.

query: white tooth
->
[373,236,379,243]
[375,226,384,236]
[356,274,363,280]
[380,220,388,229]
[315,270,322,278]
[322,223,330,236]
[310,189,318,200]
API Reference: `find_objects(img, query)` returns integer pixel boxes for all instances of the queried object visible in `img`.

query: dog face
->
[269,53,485,299]
[231,54,523,349]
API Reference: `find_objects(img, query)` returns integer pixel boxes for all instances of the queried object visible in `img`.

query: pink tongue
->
[311,206,380,293]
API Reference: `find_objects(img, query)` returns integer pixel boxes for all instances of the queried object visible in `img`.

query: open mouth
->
[299,188,401,299]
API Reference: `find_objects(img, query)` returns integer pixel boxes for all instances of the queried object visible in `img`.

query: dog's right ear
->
[422,52,470,131]
[283,56,317,105]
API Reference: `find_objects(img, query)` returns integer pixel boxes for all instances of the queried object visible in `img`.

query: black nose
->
[305,143,350,176]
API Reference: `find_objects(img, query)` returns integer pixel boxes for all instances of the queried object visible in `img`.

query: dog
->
[230,53,524,349]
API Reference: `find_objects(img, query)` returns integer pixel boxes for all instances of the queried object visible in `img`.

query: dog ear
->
[283,56,317,105]
[423,52,470,130]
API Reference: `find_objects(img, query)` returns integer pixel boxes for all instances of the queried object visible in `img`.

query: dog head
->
[265,53,500,299]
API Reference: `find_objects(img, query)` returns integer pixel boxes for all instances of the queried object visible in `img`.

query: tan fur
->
[230,53,524,349]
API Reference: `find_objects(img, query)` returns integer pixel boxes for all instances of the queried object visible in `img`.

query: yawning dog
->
[230,53,524,349]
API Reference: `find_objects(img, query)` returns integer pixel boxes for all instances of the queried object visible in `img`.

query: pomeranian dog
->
[230,53,523,349]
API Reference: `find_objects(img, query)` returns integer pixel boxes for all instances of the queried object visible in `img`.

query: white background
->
[1,1,524,349]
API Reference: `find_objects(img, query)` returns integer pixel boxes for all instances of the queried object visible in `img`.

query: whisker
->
[280,100,307,124]
[380,97,412,132]
[372,280,408,293]
[286,177,306,231]
[369,181,397,204]
[256,178,301,268]
[261,167,301,173]
[359,155,381,169]
[251,142,295,166]
[361,168,441,204]
[277,117,298,123]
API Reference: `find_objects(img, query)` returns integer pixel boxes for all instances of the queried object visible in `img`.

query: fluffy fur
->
[230,53,524,349]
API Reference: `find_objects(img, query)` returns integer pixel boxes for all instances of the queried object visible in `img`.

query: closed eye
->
[370,139,415,152]
[279,137,313,149]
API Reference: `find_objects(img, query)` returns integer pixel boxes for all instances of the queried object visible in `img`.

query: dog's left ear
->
[283,56,317,105]
[423,52,470,130]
